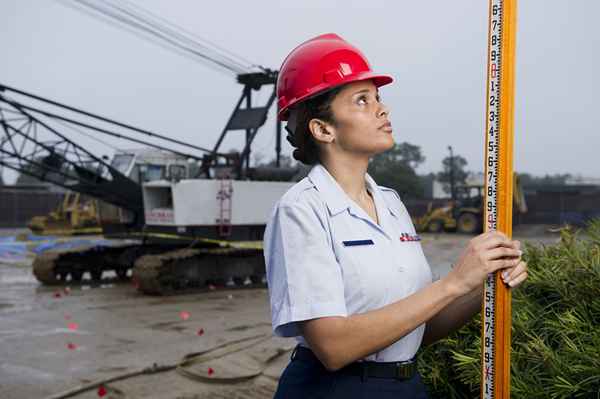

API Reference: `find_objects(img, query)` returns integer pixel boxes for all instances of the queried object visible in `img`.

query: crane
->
[1,1,294,291]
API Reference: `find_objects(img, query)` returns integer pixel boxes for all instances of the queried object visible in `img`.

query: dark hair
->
[286,86,343,165]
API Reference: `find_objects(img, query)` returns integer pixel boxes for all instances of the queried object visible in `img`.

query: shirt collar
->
[307,163,396,217]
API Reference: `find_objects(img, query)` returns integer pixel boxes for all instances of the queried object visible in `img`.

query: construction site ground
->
[0,225,560,399]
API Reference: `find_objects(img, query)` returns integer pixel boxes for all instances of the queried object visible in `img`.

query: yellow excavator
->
[28,192,102,235]
[413,173,527,234]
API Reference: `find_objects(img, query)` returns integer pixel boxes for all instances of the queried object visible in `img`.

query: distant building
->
[465,172,485,187]
[565,175,600,186]
[432,180,450,199]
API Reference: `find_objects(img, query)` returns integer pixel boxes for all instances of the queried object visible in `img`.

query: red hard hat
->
[276,33,393,121]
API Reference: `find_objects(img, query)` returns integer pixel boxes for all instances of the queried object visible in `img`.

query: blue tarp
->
[23,234,58,242]
[0,241,28,261]
[31,238,113,254]
[0,235,115,262]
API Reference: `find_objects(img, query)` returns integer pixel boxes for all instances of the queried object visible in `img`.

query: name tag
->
[342,239,375,247]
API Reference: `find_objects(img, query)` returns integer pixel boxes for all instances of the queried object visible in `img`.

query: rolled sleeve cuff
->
[272,301,348,337]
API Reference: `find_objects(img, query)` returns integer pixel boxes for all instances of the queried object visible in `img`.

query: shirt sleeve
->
[263,200,347,338]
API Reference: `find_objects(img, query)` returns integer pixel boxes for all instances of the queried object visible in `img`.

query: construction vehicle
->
[413,173,527,234]
[0,2,316,294]
[0,81,295,289]
[0,1,302,293]
[27,191,102,235]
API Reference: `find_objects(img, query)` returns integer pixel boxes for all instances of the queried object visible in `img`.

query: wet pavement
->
[0,226,560,399]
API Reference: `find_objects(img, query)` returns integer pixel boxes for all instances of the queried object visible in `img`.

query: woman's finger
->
[479,234,519,251]
[484,246,522,261]
[487,257,521,273]
[502,261,527,284]
[505,270,528,288]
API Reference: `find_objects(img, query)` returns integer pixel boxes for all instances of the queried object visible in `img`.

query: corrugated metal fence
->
[520,190,600,225]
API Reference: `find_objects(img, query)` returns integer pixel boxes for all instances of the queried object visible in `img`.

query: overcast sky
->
[1,0,597,183]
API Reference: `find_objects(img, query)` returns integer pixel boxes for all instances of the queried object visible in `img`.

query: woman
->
[263,33,527,398]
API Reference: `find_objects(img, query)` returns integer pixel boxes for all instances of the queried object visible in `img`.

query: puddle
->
[0,327,91,342]
[0,273,37,285]
[226,325,252,332]
[225,322,271,332]
[0,304,33,316]
[0,363,57,381]
[211,305,235,312]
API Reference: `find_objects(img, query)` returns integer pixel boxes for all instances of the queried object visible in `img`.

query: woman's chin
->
[367,144,394,158]
[375,135,395,152]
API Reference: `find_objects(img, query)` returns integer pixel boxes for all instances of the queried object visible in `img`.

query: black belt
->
[291,345,417,381]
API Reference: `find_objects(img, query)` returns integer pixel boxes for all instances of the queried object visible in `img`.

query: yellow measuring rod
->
[481,0,517,398]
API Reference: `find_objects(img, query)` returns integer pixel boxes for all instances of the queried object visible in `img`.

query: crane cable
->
[107,0,260,72]
[96,0,253,73]
[67,0,246,74]
[59,0,261,76]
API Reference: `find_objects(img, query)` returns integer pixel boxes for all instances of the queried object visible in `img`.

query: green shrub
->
[418,219,600,398]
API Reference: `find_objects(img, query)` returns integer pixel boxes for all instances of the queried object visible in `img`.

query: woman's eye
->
[357,97,367,105]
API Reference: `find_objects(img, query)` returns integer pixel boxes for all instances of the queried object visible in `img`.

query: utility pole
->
[448,145,455,201]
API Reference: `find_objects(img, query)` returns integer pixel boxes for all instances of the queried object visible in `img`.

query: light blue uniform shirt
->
[263,163,433,362]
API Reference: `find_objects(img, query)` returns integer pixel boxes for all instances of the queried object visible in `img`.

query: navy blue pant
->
[274,351,430,399]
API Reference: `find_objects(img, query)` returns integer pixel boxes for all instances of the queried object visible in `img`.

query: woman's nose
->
[378,102,390,118]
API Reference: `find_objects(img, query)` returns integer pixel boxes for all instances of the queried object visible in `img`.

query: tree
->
[437,153,469,196]
[385,142,426,170]
[367,142,426,199]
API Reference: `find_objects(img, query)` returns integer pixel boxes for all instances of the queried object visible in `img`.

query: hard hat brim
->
[278,72,393,121]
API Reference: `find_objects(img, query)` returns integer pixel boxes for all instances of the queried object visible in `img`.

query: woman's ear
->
[308,118,335,144]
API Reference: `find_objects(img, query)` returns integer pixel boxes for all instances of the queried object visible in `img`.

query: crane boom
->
[0,92,143,219]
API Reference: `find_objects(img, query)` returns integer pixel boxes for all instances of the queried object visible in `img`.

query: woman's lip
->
[379,122,392,132]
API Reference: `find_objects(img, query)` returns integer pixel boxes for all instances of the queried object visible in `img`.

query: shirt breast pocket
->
[337,238,390,307]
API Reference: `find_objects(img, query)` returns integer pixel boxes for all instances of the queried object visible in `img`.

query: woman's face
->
[323,80,394,158]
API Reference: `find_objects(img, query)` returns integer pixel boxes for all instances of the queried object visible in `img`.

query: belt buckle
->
[395,360,413,380]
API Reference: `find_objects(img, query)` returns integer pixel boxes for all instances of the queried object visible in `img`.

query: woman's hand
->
[445,230,524,296]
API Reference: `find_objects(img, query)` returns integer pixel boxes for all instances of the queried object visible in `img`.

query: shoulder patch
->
[379,185,401,201]
[378,186,408,218]
[276,177,318,207]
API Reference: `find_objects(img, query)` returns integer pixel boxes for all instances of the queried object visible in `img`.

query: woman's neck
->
[320,154,370,204]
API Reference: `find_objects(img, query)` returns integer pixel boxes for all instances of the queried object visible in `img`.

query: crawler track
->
[32,237,267,296]
[132,246,266,295]
[32,242,143,285]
